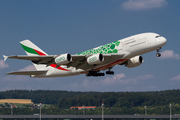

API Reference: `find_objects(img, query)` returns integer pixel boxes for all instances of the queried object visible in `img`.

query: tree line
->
[0,90,100,104]
[57,90,180,108]
[0,89,180,108]
[0,89,180,115]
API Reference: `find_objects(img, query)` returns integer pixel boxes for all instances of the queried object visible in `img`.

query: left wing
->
[6,70,48,75]
[3,55,54,61]
[3,53,125,66]
[3,54,86,64]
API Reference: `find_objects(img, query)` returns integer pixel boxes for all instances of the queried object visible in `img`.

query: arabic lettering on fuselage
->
[124,39,136,46]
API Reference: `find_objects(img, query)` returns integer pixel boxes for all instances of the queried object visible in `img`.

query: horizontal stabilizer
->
[3,55,8,61]
[6,70,47,75]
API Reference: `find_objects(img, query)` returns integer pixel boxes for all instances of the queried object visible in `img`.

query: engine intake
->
[87,54,104,65]
[125,56,144,68]
[55,53,72,65]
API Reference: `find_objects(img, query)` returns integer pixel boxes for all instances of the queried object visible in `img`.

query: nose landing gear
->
[156,53,161,57]
[106,68,114,75]
[156,48,161,57]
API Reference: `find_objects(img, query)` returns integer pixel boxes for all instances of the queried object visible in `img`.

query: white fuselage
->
[32,32,167,78]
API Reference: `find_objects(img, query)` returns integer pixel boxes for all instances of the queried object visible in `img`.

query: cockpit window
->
[155,36,161,38]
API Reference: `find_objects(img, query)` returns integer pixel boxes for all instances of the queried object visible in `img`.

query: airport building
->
[0,115,180,120]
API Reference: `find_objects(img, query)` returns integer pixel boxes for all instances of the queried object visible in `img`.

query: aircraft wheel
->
[106,71,114,75]
[156,53,161,57]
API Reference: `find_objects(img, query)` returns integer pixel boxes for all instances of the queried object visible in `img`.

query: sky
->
[0,0,180,92]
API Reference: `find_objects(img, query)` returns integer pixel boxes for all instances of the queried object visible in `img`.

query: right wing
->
[6,70,47,75]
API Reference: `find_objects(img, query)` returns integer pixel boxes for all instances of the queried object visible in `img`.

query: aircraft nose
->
[161,36,167,46]
[156,36,167,47]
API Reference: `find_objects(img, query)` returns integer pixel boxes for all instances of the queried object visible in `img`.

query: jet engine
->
[55,53,72,65]
[125,56,144,68]
[87,54,104,65]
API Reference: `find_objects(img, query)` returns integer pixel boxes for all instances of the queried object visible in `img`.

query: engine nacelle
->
[87,54,104,65]
[55,53,72,65]
[125,56,144,68]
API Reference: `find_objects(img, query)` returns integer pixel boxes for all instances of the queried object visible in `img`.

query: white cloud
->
[122,74,154,85]
[18,65,36,71]
[1,65,36,82]
[171,74,180,81]
[2,75,30,82]
[100,73,126,85]
[0,59,9,69]
[160,50,180,59]
[82,74,124,88]
[121,0,167,11]
[82,73,154,88]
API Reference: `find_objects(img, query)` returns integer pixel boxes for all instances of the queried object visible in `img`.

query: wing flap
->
[6,70,47,75]
[103,53,125,58]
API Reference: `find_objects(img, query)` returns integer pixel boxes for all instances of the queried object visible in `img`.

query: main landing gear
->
[156,47,161,57]
[86,68,114,77]
[86,71,105,77]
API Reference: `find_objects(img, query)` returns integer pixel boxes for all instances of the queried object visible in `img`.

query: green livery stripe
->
[78,40,120,55]
[20,44,39,55]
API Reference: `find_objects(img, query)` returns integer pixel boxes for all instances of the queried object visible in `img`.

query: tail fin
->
[20,40,48,70]
[20,40,48,56]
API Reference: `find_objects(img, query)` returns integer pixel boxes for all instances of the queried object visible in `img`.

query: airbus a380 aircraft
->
[3,32,167,78]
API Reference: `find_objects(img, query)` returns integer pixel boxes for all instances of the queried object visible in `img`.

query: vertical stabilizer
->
[20,40,48,70]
